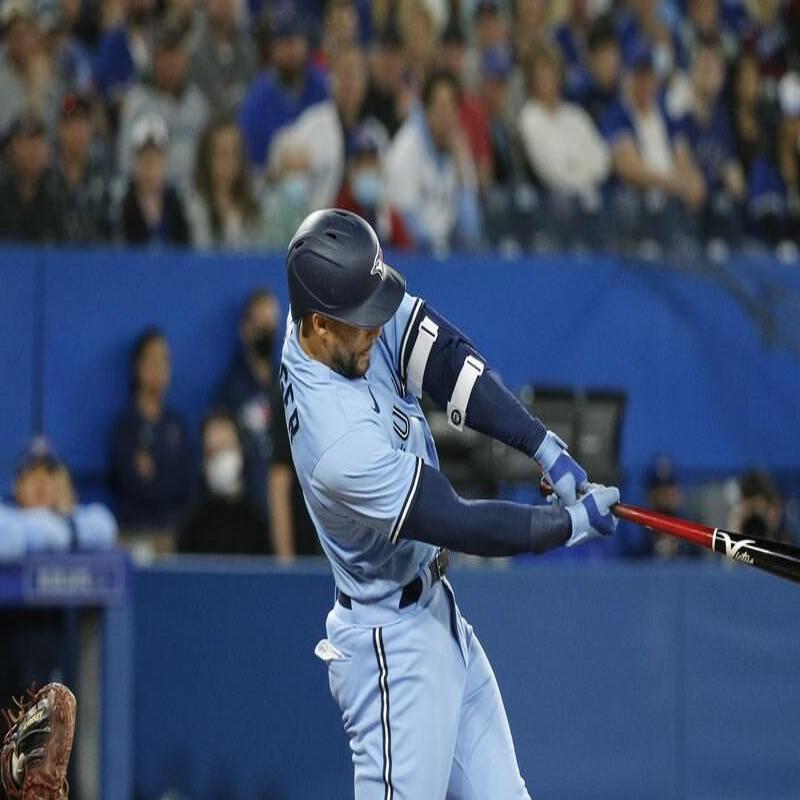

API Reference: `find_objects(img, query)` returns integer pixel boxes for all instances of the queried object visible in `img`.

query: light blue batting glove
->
[565,483,620,547]
[535,430,588,506]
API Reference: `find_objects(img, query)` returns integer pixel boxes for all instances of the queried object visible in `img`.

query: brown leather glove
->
[1,684,76,800]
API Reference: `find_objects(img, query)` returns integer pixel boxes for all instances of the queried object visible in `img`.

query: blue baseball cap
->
[481,44,512,80]
[15,437,61,478]
[346,125,381,159]
[270,3,305,38]
[645,455,677,491]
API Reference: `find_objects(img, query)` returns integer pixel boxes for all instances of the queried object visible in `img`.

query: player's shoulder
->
[280,320,388,469]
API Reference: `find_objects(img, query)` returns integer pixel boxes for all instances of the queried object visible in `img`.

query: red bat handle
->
[539,478,713,548]
[610,503,714,549]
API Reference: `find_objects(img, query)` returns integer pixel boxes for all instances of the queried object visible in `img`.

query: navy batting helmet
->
[286,209,406,328]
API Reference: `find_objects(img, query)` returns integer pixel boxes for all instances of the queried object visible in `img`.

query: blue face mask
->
[281,172,310,206]
[351,170,381,209]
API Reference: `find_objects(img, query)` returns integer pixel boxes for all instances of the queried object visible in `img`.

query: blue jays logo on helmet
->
[286,209,406,328]
[371,246,388,281]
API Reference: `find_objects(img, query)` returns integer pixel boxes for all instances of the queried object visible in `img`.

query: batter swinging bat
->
[540,479,800,585]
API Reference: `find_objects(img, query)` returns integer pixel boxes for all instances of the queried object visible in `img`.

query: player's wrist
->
[565,503,587,543]
[527,506,573,554]
[534,430,566,471]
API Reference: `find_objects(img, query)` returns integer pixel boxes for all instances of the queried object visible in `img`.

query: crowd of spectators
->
[102,288,317,557]
[0,288,318,559]
[0,0,797,256]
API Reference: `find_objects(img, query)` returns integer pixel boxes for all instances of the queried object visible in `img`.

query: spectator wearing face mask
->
[268,42,384,212]
[178,410,269,555]
[258,145,314,249]
[215,289,281,521]
[333,125,411,249]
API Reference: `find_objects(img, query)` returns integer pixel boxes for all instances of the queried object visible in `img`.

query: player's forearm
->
[399,464,570,556]
[400,304,547,455]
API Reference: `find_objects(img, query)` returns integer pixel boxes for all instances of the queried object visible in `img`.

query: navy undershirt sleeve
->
[400,464,571,556]
[402,305,547,456]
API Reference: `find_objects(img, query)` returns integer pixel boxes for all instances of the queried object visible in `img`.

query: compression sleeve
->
[400,463,571,556]
[398,303,547,456]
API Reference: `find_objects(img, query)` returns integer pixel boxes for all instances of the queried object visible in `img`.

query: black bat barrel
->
[711,528,800,585]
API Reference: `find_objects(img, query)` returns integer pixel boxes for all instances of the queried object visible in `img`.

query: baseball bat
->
[539,479,800,585]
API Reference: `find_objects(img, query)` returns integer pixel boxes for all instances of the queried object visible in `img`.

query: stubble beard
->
[330,348,368,380]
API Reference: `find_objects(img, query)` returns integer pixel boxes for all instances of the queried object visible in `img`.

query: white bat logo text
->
[712,529,756,565]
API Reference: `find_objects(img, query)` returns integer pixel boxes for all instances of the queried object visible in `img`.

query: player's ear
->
[311,313,330,339]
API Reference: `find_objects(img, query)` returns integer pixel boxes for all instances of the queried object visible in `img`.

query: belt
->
[338,549,449,610]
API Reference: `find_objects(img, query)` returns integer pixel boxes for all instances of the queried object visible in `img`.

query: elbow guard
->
[399,302,546,454]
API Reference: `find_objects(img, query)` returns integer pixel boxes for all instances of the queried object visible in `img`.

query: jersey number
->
[279,363,300,442]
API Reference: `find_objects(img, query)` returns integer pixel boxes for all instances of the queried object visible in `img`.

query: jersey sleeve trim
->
[398,297,424,384]
[389,456,423,544]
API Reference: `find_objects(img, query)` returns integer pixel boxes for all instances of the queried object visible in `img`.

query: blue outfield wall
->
[131,561,800,800]
[0,246,799,493]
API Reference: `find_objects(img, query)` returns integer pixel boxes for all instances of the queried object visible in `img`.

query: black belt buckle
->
[432,549,449,581]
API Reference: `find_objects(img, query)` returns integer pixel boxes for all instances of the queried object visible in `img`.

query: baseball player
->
[280,209,619,799]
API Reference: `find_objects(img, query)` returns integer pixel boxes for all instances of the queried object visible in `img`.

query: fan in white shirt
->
[518,40,610,202]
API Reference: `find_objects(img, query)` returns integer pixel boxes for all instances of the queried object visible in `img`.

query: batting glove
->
[535,431,588,506]
[565,483,620,547]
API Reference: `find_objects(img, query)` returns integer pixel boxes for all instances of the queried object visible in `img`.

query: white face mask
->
[205,448,243,498]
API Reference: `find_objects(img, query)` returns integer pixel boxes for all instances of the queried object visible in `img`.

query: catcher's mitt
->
[1,683,76,800]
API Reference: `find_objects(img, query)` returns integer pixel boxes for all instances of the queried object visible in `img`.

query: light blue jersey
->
[283,289,531,800]
[279,292,439,602]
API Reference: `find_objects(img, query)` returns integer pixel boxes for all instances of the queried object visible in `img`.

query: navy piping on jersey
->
[389,456,423,544]
[375,336,403,396]
[398,298,424,387]
[373,627,393,800]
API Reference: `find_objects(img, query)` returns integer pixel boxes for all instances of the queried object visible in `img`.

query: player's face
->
[325,318,381,379]
[15,465,57,510]
[136,337,171,397]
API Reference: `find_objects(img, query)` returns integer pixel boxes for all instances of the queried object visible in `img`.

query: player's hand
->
[535,431,588,506]
[565,483,619,547]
